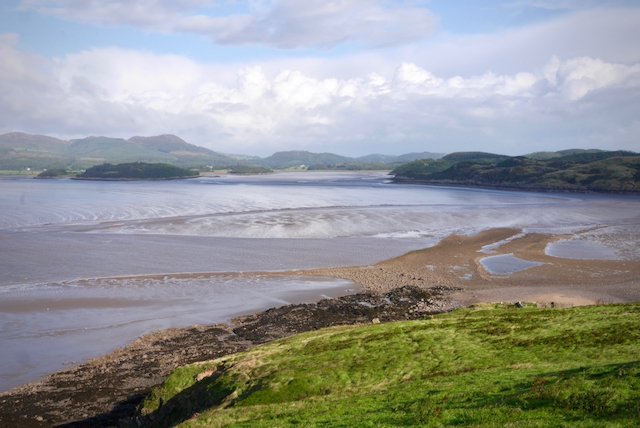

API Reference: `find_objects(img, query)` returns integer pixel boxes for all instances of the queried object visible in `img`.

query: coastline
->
[0,286,455,427]
[392,176,640,195]
[1,227,639,426]
[70,175,199,181]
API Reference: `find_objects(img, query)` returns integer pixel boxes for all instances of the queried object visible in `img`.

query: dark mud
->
[0,285,456,427]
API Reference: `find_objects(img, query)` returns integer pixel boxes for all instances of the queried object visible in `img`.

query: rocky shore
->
[0,285,456,427]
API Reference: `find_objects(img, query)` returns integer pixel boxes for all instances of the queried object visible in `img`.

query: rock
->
[196,370,216,381]
[372,318,381,324]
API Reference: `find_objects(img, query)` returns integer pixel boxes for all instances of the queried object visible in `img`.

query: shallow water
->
[1,172,639,391]
[0,275,356,391]
[545,239,622,260]
[479,253,545,276]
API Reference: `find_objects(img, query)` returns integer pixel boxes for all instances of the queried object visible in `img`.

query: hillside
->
[137,303,640,426]
[257,150,443,170]
[392,150,640,193]
[257,150,353,169]
[128,135,235,165]
[77,162,199,180]
[0,132,444,171]
[355,151,443,164]
[69,137,174,165]
[0,132,70,169]
[0,132,239,169]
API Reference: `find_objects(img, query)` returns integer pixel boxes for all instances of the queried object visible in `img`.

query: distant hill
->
[258,151,353,169]
[129,134,212,155]
[257,150,443,170]
[0,131,444,171]
[69,137,174,165]
[394,152,444,162]
[392,149,640,193]
[0,132,239,169]
[0,132,70,169]
[356,152,443,164]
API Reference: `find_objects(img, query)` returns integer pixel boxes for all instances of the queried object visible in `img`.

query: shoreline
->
[70,175,199,181]
[392,176,640,195]
[0,286,456,427]
[1,227,639,426]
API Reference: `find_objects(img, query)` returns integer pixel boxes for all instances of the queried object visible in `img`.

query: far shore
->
[70,175,199,181]
[392,176,640,195]
[1,227,638,426]
[9,170,640,194]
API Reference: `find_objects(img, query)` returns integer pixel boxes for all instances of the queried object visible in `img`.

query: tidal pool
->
[545,239,621,260]
[480,253,544,276]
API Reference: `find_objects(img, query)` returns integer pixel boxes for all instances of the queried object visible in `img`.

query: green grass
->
[139,304,640,427]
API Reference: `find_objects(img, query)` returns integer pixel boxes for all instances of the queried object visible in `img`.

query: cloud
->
[180,0,437,48]
[1,34,639,155]
[19,0,210,29]
[19,0,437,48]
[506,0,637,11]
[549,56,640,101]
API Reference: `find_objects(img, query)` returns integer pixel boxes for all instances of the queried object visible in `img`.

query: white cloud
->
[19,0,210,28]
[20,0,437,48]
[411,7,640,76]
[506,0,636,11]
[1,34,639,155]
[551,56,640,101]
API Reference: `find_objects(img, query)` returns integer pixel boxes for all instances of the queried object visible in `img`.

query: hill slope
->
[0,132,239,169]
[0,132,70,169]
[257,150,443,169]
[128,135,235,165]
[0,132,444,171]
[392,150,640,193]
[69,137,174,165]
[257,150,353,169]
[138,303,640,427]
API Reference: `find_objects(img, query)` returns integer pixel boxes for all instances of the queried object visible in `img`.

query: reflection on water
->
[480,254,544,276]
[0,173,601,237]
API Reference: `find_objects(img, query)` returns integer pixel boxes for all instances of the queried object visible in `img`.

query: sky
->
[0,0,639,156]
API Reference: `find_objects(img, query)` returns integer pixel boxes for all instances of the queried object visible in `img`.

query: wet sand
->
[309,228,640,306]
[1,227,639,426]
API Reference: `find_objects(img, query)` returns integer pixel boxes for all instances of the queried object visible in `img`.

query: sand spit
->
[310,227,640,306]
[1,227,638,426]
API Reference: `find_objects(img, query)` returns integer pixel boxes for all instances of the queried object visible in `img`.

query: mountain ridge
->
[0,132,444,170]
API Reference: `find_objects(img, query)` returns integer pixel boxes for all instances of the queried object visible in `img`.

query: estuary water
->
[1,172,639,391]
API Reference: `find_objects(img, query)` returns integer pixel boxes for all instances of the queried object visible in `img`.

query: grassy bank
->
[139,304,640,427]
